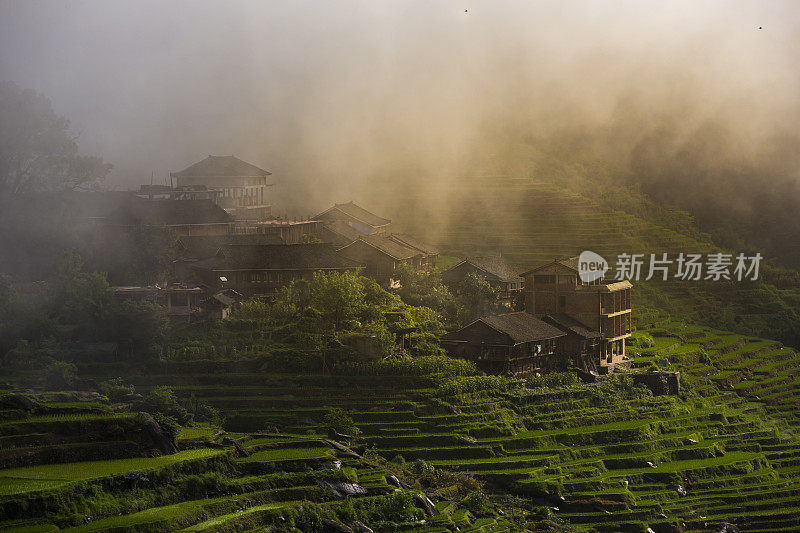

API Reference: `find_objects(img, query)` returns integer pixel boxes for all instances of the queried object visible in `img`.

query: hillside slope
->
[387,177,800,347]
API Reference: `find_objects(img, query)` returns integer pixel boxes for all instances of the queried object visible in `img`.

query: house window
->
[558,296,566,311]
[534,275,555,284]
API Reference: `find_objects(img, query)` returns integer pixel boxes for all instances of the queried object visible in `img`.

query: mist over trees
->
[0,81,111,193]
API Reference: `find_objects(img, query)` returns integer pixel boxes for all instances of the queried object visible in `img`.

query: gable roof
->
[443,312,565,345]
[315,202,391,228]
[321,220,366,243]
[448,256,522,283]
[389,234,439,256]
[189,243,364,272]
[339,234,422,261]
[113,198,233,226]
[543,313,601,339]
[521,256,579,276]
[178,234,285,260]
[171,155,272,178]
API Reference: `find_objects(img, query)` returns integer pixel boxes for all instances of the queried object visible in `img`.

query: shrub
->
[461,491,491,515]
[527,372,579,389]
[44,360,77,390]
[141,386,191,424]
[152,412,179,442]
[295,502,326,532]
[98,377,135,401]
[631,332,656,348]
[323,408,359,436]
[408,459,436,476]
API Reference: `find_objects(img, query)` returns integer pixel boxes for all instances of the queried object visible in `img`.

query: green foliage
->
[106,298,169,347]
[395,263,458,322]
[456,272,503,324]
[118,225,179,285]
[232,299,271,320]
[43,360,77,390]
[323,408,359,436]
[460,491,491,515]
[630,332,656,348]
[152,412,179,443]
[98,377,135,402]
[140,386,191,424]
[294,502,327,532]
[51,251,112,340]
[179,394,224,426]
[309,270,367,330]
[527,372,579,389]
[0,81,111,193]
[335,354,478,379]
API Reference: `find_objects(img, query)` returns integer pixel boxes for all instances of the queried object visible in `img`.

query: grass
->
[0,448,226,495]
[236,446,333,463]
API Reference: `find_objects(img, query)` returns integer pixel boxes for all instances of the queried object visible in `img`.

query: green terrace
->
[5,305,800,531]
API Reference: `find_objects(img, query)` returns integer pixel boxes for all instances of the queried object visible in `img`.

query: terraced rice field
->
[391,179,715,266]
[4,308,798,531]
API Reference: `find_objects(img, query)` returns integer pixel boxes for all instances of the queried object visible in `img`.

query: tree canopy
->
[0,81,111,193]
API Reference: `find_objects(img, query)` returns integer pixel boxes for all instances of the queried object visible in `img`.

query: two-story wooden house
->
[521,257,632,370]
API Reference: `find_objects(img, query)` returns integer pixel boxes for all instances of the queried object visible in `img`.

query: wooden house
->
[170,156,274,221]
[440,312,566,375]
[185,243,364,296]
[522,257,632,370]
[112,284,204,323]
[177,234,284,262]
[319,219,368,247]
[115,197,234,236]
[314,202,391,235]
[541,313,602,372]
[234,220,323,244]
[388,234,439,270]
[442,256,523,306]
[337,234,426,284]
[201,289,243,320]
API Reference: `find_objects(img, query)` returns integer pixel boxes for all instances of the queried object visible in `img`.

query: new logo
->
[578,250,608,283]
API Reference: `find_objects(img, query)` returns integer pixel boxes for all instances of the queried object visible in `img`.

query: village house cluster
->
[79,155,631,376]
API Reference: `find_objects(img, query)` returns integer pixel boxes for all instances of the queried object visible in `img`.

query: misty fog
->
[1,0,798,249]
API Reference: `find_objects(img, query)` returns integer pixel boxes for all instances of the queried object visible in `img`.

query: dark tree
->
[0,81,111,193]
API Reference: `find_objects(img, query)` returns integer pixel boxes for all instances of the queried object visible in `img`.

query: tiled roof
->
[315,202,390,228]
[178,234,285,260]
[171,155,272,178]
[119,198,232,225]
[322,220,366,242]
[544,313,601,339]
[481,312,566,343]
[454,256,522,283]
[443,312,565,345]
[189,243,364,271]
[522,256,580,275]
[340,234,422,261]
[389,234,439,256]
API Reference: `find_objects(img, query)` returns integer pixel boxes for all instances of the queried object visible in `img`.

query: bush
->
[179,394,224,426]
[141,386,191,424]
[152,412,179,442]
[461,491,491,515]
[44,361,77,390]
[98,377,135,401]
[323,408,359,436]
[527,372,579,389]
[295,502,326,532]
[631,332,656,348]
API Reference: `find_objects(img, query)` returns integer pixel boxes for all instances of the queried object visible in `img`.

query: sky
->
[0,0,798,215]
